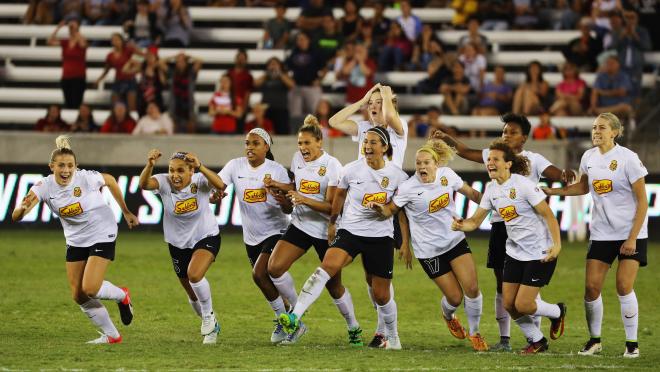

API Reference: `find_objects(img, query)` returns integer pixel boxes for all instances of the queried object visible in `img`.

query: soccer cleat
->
[520,337,549,354]
[202,323,221,345]
[468,333,489,351]
[348,327,364,346]
[278,312,300,334]
[444,314,467,339]
[280,320,307,345]
[368,333,387,348]
[87,331,122,344]
[577,338,602,356]
[385,336,402,350]
[623,342,639,358]
[201,312,218,336]
[490,341,512,352]
[118,287,133,326]
[549,302,567,340]
[271,321,287,344]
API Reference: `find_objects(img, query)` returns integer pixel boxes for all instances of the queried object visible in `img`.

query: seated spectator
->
[440,61,471,115]
[209,75,244,134]
[160,0,192,48]
[532,112,565,140]
[35,105,70,132]
[165,52,202,134]
[458,42,487,93]
[262,3,290,49]
[410,24,443,71]
[255,57,295,135]
[550,62,586,116]
[369,1,392,46]
[296,0,333,40]
[315,99,343,138]
[413,106,449,138]
[24,0,56,24]
[123,0,160,48]
[83,0,114,26]
[132,102,174,135]
[610,10,652,98]
[512,0,539,29]
[415,43,451,94]
[286,32,325,126]
[512,60,549,115]
[479,1,513,30]
[48,19,88,110]
[397,0,422,42]
[563,18,602,72]
[315,16,343,67]
[123,47,166,116]
[537,0,580,30]
[100,102,136,133]
[339,0,363,43]
[458,16,488,54]
[378,21,413,71]
[244,103,274,134]
[95,33,142,113]
[589,55,633,117]
[472,65,512,116]
[451,0,478,27]
[339,43,376,104]
[71,104,99,132]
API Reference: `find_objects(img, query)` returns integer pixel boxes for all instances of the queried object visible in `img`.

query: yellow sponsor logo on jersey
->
[299,179,321,194]
[498,205,519,222]
[174,197,198,214]
[592,179,613,194]
[362,192,387,206]
[428,193,450,213]
[73,186,81,197]
[243,188,267,203]
[59,202,83,217]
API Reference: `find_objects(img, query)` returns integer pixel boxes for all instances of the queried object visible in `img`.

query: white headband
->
[367,128,389,146]
[248,128,272,146]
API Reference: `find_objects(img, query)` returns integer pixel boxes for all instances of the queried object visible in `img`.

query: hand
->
[362,83,381,103]
[147,149,162,166]
[379,85,393,98]
[541,245,561,262]
[271,189,289,205]
[561,169,577,184]
[184,153,201,169]
[287,190,307,206]
[450,216,464,231]
[398,242,413,270]
[327,223,337,245]
[209,189,228,204]
[541,186,555,196]
[366,201,385,216]
[620,239,637,256]
[123,211,140,229]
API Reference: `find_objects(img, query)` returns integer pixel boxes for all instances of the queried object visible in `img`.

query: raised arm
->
[102,173,139,228]
[47,21,65,46]
[435,132,485,164]
[380,85,404,136]
[138,149,161,190]
[329,83,381,136]
[542,174,589,196]
[542,164,577,183]
[11,190,39,222]
[184,153,226,191]
[457,182,482,204]
[451,207,489,232]
[533,200,561,262]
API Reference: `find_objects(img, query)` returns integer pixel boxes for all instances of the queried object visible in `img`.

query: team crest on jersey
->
[59,202,83,217]
[73,186,81,197]
[190,183,198,194]
[362,192,387,206]
[509,188,516,199]
[609,160,618,171]
[299,179,321,194]
[381,177,389,188]
[499,205,519,222]
[428,193,449,213]
[440,176,448,186]
[244,188,267,203]
[592,179,613,194]
[174,198,198,214]
[263,174,272,183]
[318,166,327,176]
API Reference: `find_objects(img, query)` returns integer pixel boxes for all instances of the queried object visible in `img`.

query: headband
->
[249,128,273,146]
[366,127,389,146]
[170,151,188,160]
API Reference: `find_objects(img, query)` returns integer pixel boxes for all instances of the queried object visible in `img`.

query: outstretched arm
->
[534,200,561,262]
[451,207,489,232]
[11,191,39,222]
[542,174,589,196]
[139,149,161,190]
[434,131,485,164]
[102,173,139,228]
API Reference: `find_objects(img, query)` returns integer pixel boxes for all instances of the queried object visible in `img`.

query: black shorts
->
[280,224,329,261]
[502,254,557,287]
[168,234,221,279]
[487,221,508,270]
[587,239,648,267]
[418,239,472,279]
[332,229,394,279]
[245,234,281,267]
[66,241,116,262]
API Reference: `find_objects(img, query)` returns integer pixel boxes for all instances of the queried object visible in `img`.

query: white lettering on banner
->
[16,174,43,222]
[139,190,163,224]
[210,184,234,226]
[0,173,18,221]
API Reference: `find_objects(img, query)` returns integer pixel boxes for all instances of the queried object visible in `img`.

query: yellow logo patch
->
[190,183,198,194]
[509,188,516,199]
[362,192,387,206]
[299,179,321,194]
[174,197,198,214]
[318,166,326,176]
[440,176,448,186]
[59,202,83,217]
[263,174,272,183]
[609,160,618,171]
[73,186,81,197]
[592,179,613,194]
[428,193,450,213]
[381,177,389,188]
[243,188,267,203]
[499,205,519,222]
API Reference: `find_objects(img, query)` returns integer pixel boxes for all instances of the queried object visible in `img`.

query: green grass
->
[0,230,658,370]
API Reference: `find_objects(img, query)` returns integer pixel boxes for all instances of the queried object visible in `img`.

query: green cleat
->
[348,326,364,346]
[278,312,300,334]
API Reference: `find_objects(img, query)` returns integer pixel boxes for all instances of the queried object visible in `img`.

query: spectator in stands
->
[296,0,333,40]
[209,74,244,134]
[315,16,344,67]
[24,0,56,24]
[458,42,487,93]
[339,0,363,43]
[512,60,549,115]
[628,0,660,50]
[255,57,295,135]
[415,41,451,94]
[378,21,413,71]
[610,10,652,98]
[71,103,99,132]
[227,49,254,131]
[262,3,290,49]
[331,42,353,93]
[48,20,88,110]
[124,0,160,48]
[369,1,392,46]
[286,32,325,128]
[410,24,443,71]
[338,43,376,104]
[550,62,586,116]
[472,65,512,116]
[591,0,623,32]
[160,0,192,48]
[589,55,633,117]
[100,102,136,133]
[440,61,471,115]
[59,0,85,23]
[451,0,479,27]
[538,0,580,30]
[458,16,488,54]
[479,1,513,30]
[356,21,378,59]
[314,99,343,138]
[83,0,114,26]
[413,106,449,138]
[165,52,202,134]
[123,47,166,116]
[96,33,142,113]
[132,101,174,135]
[35,105,70,132]
[602,11,624,50]
[244,103,274,134]
[563,18,602,72]
[512,0,539,29]
[532,112,566,139]
[397,0,422,42]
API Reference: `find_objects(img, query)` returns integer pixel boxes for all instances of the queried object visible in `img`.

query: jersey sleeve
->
[273,163,291,184]
[152,173,169,196]
[218,159,235,186]
[479,182,494,211]
[531,153,553,180]
[337,164,352,189]
[522,179,547,207]
[624,151,648,184]
[446,168,464,191]
[578,151,589,177]
[195,172,211,193]
[327,158,342,187]
[351,121,371,142]
[30,178,48,202]
[83,169,106,190]
[392,182,410,208]
[481,148,489,164]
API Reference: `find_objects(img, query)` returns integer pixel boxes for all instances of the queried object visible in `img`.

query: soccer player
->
[369,139,488,351]
[266,115,363,345]
[278,127,409,350]
[452,140,567,354]
[436,113,574,351]
[543,113,648,358]
[138,149,224,344]
[12,135,138,344]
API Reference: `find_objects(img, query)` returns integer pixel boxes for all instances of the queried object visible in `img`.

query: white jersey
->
[393,168,466,259]
[219,157,290,245]
[579,144,648,240]
[480,174,553,261]
[153,173,219,249]
[338,158,409,238]
[31,169,117,247]
[290,151,343,240]
[482,148,552,223]
[353,120,408,168]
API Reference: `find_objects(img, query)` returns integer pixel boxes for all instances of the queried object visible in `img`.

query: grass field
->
[0,230,658,370]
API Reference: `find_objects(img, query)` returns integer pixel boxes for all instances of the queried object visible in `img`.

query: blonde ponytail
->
[417,139,456,166]
[50,135,76,163]
[299,114,323,141]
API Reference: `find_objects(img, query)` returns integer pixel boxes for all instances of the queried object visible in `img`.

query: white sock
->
[534,298,561,319]
[188,297,202,318]
[585,295,603,338]
[269,272,298,308]
[495,292,511,338]
[533,293,543,329]
[268,296,286,317]
[377,298,398,338]
[333,288,360,329]
[292,267,330,318]
[80,298,120,338]
[464,293,483,336]
[441,296,458,320]
[514,315,544,343]
[94,280,125,302]
[189,277,213,317]
[367,285,386,335]
[618,291,638,342]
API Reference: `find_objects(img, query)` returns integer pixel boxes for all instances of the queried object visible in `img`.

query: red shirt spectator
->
[209,75,244,134]
[100,103,136,133]
[106,45,136,81]
[60,39,86,79]
[227,50,254,106]
[35,105,70,132]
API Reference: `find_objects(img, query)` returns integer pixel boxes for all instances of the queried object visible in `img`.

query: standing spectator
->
[340,43,376,104]
[339,0,363,43]
[479,0,513,30]
[356,21,378,59]
[440,61,471,115]
[123,48,167,116]
[458,42,487,93]
[244,103,274,134]
[472,65,513,116]
[227,49,255,133]
[83,0,114,26]
[512,60,549,115]
[315,16,343,68]
[532,112,562,140]
[123,0,160,48]
[48,20,87,109]
[100,102,136,133]
[369,1,392,45]
[550,62,586,116]
[35,105,70,132]
[166,52,202,134]
[24,0,56,24]
[95,33,141,113]
[296,0,333,40]
[286,32,325,128]
[262,3,290,49]
[314,99,343,138]
[209,75,244,134]
[610,10,652,98]
[160,0,192,48]
[589,55,633,117]
[378,21,413,71]
[415,41,451,94]
[458,16,489,54]
[255,57,295,135]
[132,102,174,135]
[71,103,99,132]
[563,18,603,72]
[331,41,354,93]
[628,0,660,50]
[397,0,422,43]
[410,24,443,71]
[512,0,539,29]
[413,106,449,138]
[59,0,85,23]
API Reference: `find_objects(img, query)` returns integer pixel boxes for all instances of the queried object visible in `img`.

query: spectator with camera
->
[255,57,295,135]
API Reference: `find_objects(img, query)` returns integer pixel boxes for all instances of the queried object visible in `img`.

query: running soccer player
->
[543,113,648,358]
[12,135,138,344]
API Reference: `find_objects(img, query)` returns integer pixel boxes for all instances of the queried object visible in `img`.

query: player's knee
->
[325,279,344,298]
[187,270,204,284]
[372,287,390,305]
[584,283,601,301]
[81,283,100,299]
[503,299,516,315]
[615,281,633,296]
[514,297,535,315]
[71,289,87,304]
[252,268,268,287]
[447,292,463,307]
[267,261,286,279]
[464,283,479,299]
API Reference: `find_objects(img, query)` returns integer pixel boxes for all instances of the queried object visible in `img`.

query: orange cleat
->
[469,333,489,351]
[444,315,467,339]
